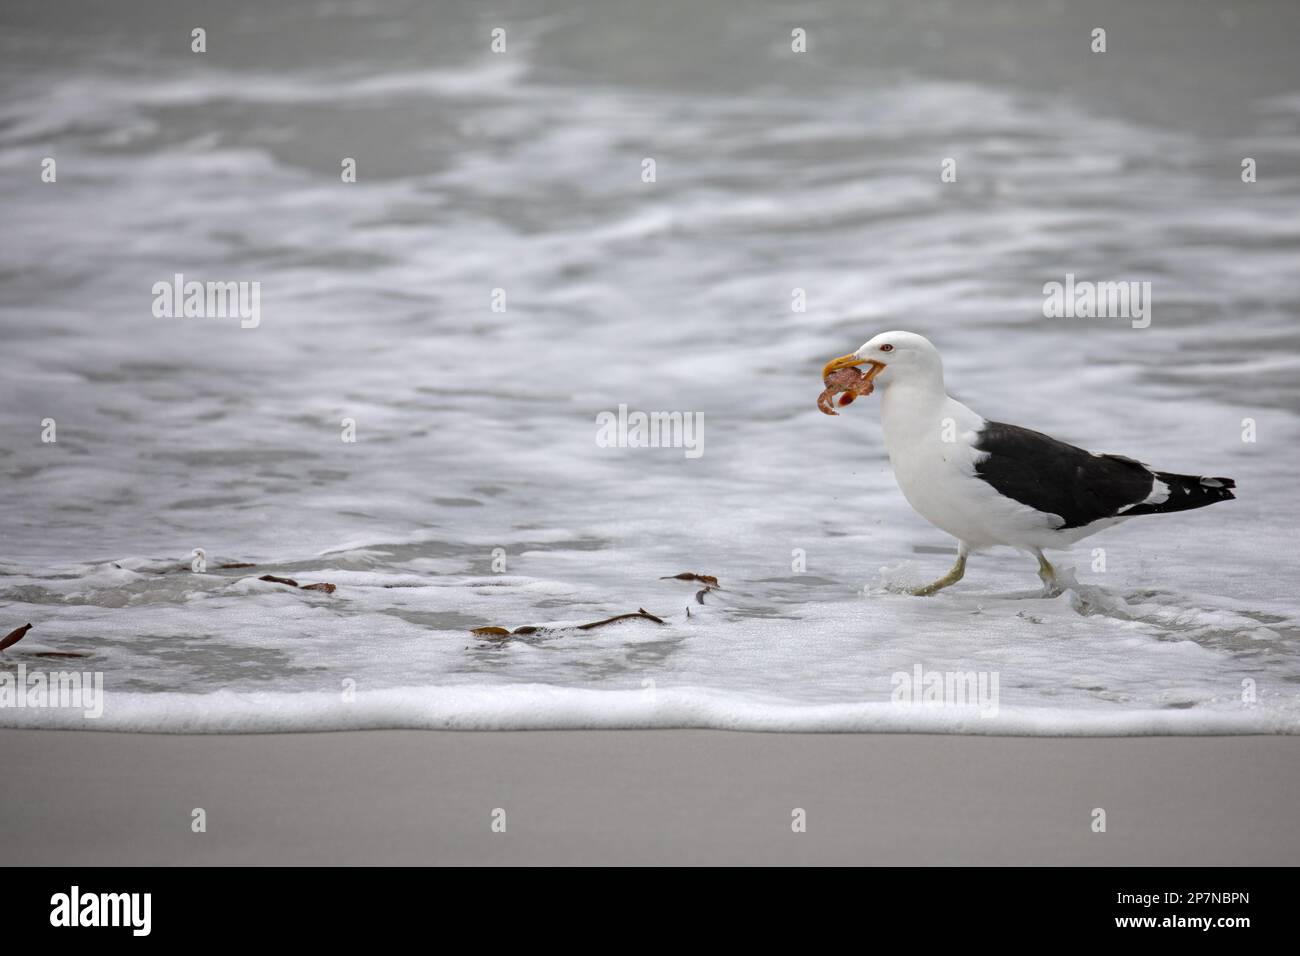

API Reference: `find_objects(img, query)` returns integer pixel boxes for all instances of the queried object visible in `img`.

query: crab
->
[817,366,875,416]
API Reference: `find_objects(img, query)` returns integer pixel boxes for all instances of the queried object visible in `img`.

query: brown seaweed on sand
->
[577,608,665,629]
[661,571,722,604]
[659,572,719,588]
[1,623,34,652]
[472,608,665,641]
[259,574,336,594]
[259,574,300,587]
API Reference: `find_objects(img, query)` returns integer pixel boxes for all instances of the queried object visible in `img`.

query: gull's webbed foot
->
[909,546,968,597]
[1035,550,1063,597]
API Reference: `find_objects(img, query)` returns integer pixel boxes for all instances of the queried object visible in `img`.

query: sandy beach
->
[3,729,1297,866]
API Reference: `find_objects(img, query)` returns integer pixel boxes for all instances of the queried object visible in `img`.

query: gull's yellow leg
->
[910,544,969,597]
[1034,549,1061,595]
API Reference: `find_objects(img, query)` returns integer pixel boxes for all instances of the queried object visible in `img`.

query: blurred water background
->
[2,0,1298,731]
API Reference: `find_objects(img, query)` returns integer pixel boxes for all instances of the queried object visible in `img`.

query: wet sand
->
[2,730,1296,865]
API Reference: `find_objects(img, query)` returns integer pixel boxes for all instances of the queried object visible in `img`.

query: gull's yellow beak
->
[822,353,886,382]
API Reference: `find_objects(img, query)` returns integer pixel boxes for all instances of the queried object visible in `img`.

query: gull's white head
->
[822,330,943,390]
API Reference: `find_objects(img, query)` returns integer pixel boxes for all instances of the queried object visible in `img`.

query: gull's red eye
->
[880,344,894,352]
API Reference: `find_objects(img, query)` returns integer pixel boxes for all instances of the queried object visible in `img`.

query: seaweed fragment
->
[1,623,33,652]
[659,572,719,588]
[471,607,665,641]
[661,571,721,605]
[259,574,336,594]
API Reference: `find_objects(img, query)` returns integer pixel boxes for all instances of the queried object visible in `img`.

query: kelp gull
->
[821,331,1236,595]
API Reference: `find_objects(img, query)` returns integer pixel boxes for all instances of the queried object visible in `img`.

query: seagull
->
[821,331,1236,596]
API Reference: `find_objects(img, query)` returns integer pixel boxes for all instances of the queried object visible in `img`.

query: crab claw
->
[817,389,838,416]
